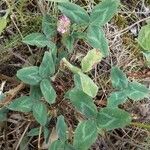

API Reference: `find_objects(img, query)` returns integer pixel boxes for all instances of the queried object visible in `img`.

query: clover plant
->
[0,0,149,150]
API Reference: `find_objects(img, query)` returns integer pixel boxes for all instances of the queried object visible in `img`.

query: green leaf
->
[81,49,102,72]
[111,67,128,90]
[27,127,40,137]
[39,51,55,78]
[90,0,120,26]
[107,91,128,107]
[32,102,48,126]
[124,82,149,101]
[58,2,89,24]
[62,58,81,74]
[0,17,7,35]
[64,144,76,150]
[96,107,131,131]
[87,25,109,57]
[74,72,98,98]
[56,115,67,141]
[69,88,97,118]
[0,108,8,122]
[8,96,33,112]
[30,86,42,101]
[73,120,98,150]
[23,33,48,47]
[49,140,65,150]
[62,35,74,53]
[42,14,56,39]
[17,66,42,85]
[40,79,56,104]
[138,24,150,51]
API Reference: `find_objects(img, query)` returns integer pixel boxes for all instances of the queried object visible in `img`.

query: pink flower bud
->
[57,15,71,34]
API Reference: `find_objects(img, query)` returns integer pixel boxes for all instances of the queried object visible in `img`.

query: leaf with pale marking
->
[23,33,48,47]
[42,14,56,39]
[32,102,48,126]
[90,0,120,26]
[39,51,55,78]
[74,72,98,98]
[81,49,102,72]
[30,86,42,101]
[96,107,131,131]
[87,25,109,57]
[56,115,67,141]
[40,79,56,104]
[17,66,42,85]
[111,67,128,90]
[73,120,98,150]
[125,82,149,101]
[58,2,89,24]
[107,91,128,107]
[8,96,33,112]
[69,88,97,118]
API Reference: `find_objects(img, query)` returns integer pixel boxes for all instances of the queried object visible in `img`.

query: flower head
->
[57,15,71,34]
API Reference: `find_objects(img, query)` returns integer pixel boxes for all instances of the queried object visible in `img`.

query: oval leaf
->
[73,120,98,150]
[90,0,120,26]
[87,25,109,57]
[96,107,131,131]
[8,96,33,112]
[111,66,128,90]
[69,88,98,118]
[138,24,150,51]
[56,115,67,141]
[23,33,48,47]
[58,2,89,24]
[81,49,102,72]
[17,66,42,85]
[40,79,56,104]
[39,51,55,78]
[124,82,149,101]
[30,86,42,101]
[107,91,128,107]
[42,14,56,39]
[74,72,98,98]
[32,102,48,126]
